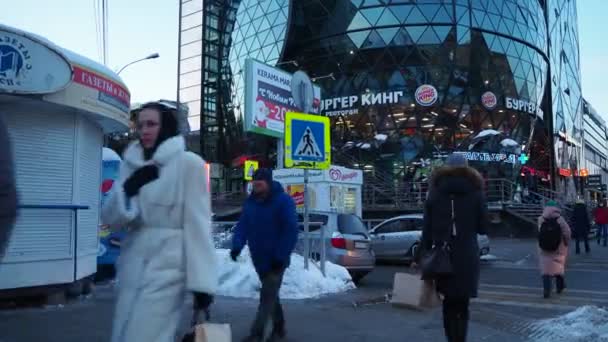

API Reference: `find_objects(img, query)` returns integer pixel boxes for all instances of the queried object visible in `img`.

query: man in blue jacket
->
[231,168,298,342]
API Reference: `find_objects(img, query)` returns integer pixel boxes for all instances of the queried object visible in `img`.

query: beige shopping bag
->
[391,272,441,310]
[193,323,232,342]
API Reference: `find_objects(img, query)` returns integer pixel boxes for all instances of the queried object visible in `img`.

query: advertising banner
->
[0,26,72,94]
[97,159,125,266]
[44,64,131,128]
[286,184,305,208]
[244,59,321,138]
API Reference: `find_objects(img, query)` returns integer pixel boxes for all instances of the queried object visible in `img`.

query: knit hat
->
[446,153,468,167]
[252,168,273,185]
[545,200,559,207]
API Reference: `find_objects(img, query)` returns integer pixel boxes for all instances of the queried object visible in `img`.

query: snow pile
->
[480,254,498,261]
[530,306,608,341]
[216,248,355,299]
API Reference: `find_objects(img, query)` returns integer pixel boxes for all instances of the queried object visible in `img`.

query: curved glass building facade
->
[179,0,582,193]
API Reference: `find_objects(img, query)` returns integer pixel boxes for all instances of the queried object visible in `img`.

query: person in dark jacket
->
[571,200,591,254]
[0,115,17,255]
[422,154,488,342]
[594,200,608,247]
[231,168,298,342]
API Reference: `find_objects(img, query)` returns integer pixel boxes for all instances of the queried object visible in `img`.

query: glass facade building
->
[180,0,583,192]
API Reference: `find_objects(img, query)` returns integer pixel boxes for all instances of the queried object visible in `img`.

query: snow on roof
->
[500,138,520,147]
[0,23,128,90]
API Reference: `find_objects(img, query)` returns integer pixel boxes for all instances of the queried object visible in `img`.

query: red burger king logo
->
[415,85,438,106]
[481,91,497,110]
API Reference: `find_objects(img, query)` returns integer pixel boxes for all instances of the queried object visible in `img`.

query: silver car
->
[369,214,490,262]
[299,212,376,283]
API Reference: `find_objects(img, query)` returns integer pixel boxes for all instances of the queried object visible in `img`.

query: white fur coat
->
[101,136,218,342]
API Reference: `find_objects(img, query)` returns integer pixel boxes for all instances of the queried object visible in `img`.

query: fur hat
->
[252,168,273,185]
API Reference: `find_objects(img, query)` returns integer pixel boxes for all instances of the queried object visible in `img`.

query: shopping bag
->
[181,309,232,342]
[391,272,441,310]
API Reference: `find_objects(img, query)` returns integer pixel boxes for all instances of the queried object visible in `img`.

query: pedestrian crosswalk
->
[475,283,608,310]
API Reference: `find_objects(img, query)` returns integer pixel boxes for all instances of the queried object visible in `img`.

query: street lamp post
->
[116,53,160,75]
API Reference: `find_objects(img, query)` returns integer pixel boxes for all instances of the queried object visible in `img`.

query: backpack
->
[538,217,562,252]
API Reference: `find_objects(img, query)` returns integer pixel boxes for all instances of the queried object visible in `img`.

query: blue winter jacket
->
[232,181,298,275]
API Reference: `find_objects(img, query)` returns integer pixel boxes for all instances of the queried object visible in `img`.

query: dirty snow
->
[530,306,608,341]
[216,248,355,299]
[480,254,498,261]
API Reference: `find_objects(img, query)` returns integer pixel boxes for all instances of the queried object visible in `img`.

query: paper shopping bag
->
[193,323,232,342]
[391,272,441,310]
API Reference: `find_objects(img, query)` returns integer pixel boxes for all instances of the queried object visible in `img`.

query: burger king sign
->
[415,84,438,106]
[481,91,497,110]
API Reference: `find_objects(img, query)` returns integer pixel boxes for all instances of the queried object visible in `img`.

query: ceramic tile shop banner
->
[244,59,321,138]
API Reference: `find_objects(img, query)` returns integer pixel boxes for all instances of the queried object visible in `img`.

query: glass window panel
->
[181,26,202,44]
[418,5,440,22]
[377,27,400,44]
[180,41,202,59]
[377,8,400,26]
[391,28,414,46]
[182,0,203,16]
[362,30,385,49]
[433,6,452,23]
[180,56,202,73]
[456,6,469,25]
[434,26,452,42]
[390,5,413,23]
[457,26,470,44]
[348,30,371,48]
[180,71,201,88]
[187,115,201,131]
[361,7,384,25]
[406,5,427,24]
[181,11,202,30]
[348,12,371,31]
[406,26,426,43]
[180,86,201,103]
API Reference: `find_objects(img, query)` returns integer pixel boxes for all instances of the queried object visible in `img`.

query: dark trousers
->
[575,236,590,254]
[251,269,285,339]
[542,275,565,297]
[442,297,470,342]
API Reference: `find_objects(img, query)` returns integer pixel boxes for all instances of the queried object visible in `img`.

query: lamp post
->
[116,53,160,75]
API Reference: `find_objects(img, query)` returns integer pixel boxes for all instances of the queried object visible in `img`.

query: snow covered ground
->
[216,248,356,300]
[530,306,608,341]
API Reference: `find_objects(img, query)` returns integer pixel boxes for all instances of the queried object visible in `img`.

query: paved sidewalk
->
[0,283,526,342]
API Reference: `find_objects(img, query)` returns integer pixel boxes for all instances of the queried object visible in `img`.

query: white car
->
[369,214,490,262]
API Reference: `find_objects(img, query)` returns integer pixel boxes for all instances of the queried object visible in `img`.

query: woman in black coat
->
[422,154,488,342]
[571,200,591,254]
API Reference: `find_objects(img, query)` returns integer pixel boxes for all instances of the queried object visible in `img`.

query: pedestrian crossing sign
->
[244,160,259,181]
[284,112,331,170]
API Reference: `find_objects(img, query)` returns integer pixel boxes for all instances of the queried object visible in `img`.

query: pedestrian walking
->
[230,168,298,342]
[537,200,571,298]
[421,154,488,342]
[0,115,17,255]
[101,102,218,342]
[593,200,608,247]
[571,199,591,254]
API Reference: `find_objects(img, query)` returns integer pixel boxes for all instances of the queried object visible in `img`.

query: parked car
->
[369,214,490,262]
[298,212,376,283]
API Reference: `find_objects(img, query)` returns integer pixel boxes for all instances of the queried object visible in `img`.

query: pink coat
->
[538,206,571,276]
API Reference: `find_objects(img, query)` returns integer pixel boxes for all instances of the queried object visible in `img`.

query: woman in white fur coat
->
[102,102,218,342]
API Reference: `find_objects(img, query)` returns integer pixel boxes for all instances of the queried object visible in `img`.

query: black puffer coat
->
[571,202,591,239]
[422,166,488,299]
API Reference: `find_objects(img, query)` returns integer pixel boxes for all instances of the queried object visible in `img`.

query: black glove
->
[193,292,213,310]
[123,165,159,198]
[271,260,285,273]
[230,249,240,262]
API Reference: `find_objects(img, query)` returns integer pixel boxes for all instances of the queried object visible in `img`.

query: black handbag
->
[421,197,456,279]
